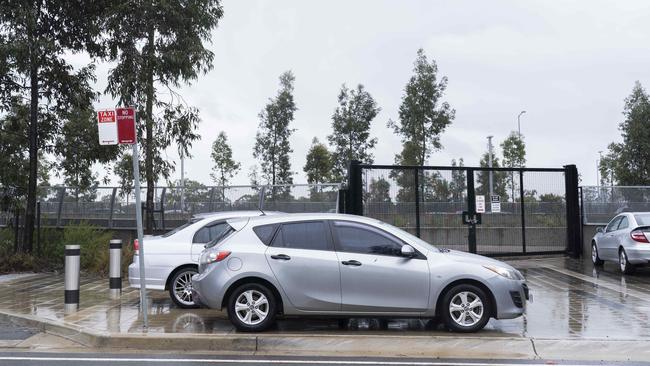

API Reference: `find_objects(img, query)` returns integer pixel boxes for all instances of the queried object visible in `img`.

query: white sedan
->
[128,211,275,308]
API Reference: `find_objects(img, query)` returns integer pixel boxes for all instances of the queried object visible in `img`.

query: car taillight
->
[134,239,139,253]
[206,251,231,264]
[631,230,649,243]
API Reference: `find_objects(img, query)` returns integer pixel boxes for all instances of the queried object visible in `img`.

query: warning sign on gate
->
[97,109,117,145]
[475,195,486,213]
[491,195,501,213]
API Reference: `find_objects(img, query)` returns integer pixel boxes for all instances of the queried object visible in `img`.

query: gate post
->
[346,160,363,215]
[564,164,581,258]
[414,168,421,238]
[466,168,477,254]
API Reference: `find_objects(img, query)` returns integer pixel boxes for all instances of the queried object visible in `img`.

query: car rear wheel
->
[619,249,635,275]
[169,267,199,309]
[441,284,491,333]
[592,242,604,266]
[227,283,277,332]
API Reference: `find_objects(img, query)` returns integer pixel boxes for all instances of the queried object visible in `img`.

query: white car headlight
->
[483,265,523,280]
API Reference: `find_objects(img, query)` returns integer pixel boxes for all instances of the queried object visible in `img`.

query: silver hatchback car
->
[591,212,650,274]
[192,213,529,332]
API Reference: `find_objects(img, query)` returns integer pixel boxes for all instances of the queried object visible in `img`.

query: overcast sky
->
[85,0,650,188]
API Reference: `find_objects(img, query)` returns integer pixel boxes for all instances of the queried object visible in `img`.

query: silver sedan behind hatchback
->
[191,213,529,332]
[591,212,650,274]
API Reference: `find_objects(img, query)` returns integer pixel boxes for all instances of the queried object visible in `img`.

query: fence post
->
[160,187,166,231]
[56,187,65,227]
[108,188,117,229]
[564,164,581,258]
[346,160,363,215]
[519,171,527,254]
[64,244,80,313]
[466,168,477,254]
[414,168,421,238]
[109,239,122,298]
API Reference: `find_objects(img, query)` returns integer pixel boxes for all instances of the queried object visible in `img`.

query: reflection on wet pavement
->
[1,256,650,339]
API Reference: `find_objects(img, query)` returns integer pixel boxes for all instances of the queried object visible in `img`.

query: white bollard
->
[109,239,122,298]
[64,244,80,313]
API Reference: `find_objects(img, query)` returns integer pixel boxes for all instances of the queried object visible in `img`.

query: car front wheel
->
[441,284,491,333]
[169,267,199,309]
[227,283,277,332]
[592,242,604,266]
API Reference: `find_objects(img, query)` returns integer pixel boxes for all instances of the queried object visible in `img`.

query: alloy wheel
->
[592,244,597,263]
[620,250,627,273]
[234,290,269,325]
[173,270,196,307]
[449,291,484,327]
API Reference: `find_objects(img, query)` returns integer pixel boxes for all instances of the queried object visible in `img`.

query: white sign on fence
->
[476,195,486,213]
[491,195,501,213]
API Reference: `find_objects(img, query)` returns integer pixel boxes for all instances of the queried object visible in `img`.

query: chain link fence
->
[0,183,341,230]
[581,186,650,225]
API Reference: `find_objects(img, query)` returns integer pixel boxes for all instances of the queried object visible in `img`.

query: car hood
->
[442,249,516,270]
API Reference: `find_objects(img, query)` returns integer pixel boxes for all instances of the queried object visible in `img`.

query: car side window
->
[271,221,329,251]
[332,221,404,256]
[605,216,622,233]
[617,216,629,231]
[193,227,211,243]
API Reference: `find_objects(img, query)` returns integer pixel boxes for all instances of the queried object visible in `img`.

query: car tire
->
[619,248,635,275]
[227,283,277,332]
[441,284,491,333]
[591,242,604,266]
[169,267,200,309]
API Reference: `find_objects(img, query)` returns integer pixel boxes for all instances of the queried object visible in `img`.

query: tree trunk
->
[144,25,155,234]
[22,11,39,253]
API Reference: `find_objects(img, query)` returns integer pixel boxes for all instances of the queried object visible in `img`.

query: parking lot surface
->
[1,256,650,339]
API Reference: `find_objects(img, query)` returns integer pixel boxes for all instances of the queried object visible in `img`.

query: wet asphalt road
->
[0,318,35,341]
[0,352,648,366]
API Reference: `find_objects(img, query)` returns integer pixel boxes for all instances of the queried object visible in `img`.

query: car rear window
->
[204,224,235,249]
[253,224,279,246]
[635,214,650,226]
[161,218,201,238]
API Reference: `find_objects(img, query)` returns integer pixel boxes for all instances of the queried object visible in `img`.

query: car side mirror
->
[596,227,604,233]
[401,244,415,258]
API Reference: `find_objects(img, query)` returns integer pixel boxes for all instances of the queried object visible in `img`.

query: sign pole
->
[132,141,148,329]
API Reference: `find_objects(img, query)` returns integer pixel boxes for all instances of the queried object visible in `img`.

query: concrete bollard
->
[64,244,80,313]
[109,239,122,298]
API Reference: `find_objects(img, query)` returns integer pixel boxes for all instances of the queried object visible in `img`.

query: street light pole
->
[517,110,526,137]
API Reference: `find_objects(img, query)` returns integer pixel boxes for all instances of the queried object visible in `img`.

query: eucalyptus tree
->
[0,0,105,251]
[103,0,224,232]
[303,138,333,184]
[328,84,380,180]
[210,131,241,187]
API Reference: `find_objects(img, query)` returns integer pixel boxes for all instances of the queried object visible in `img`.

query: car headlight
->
[483,265,523,280]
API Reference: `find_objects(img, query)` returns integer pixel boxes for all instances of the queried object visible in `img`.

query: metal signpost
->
[98,106,148,329]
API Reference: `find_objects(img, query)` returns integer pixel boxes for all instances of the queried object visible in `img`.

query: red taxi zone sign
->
[97,110,116,123]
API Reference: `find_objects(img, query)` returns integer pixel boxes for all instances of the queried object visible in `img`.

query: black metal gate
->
[345,161,581,257]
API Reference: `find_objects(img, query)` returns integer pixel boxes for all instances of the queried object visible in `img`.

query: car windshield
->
[634,214,650,226]
[376,220,440,252]
[161,218,201,238]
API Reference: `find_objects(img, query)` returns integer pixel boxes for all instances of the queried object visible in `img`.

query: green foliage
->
[389,49,455,167]
[476,152,509,201]
[253,71,297,185]
[328,84,380,179]
[210,132,241,186]
[500,132,526,202]
[601,81,650,185]
[303,138,333,184]
[0,0,104,251]
[55,107,120,199]
[450,158,466,201]
[367,178,392,203]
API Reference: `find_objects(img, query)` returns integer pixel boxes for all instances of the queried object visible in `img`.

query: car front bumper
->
[486,276,529,319]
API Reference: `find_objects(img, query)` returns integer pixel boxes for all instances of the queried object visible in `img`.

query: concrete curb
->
[2,309,650,361]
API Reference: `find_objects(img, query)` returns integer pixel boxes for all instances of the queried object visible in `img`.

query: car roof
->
[226,212,384,227]
[192,210,281,220]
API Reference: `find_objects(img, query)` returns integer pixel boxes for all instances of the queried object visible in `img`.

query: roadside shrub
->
[58,222,113,275]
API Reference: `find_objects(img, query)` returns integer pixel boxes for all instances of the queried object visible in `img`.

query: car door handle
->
[271,254,291,260]
[341,260,362,266]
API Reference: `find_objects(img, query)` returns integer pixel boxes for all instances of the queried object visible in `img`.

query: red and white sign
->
[115,107,137,144]
[97,109,118,145]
